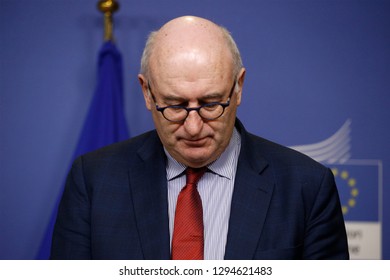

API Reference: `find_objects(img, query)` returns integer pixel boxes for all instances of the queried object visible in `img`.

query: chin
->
[183,154,215,167]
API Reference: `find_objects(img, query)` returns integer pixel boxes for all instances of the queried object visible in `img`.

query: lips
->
[182,137,209,147]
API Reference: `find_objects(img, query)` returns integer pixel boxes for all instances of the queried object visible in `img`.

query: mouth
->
[181,137,209,147]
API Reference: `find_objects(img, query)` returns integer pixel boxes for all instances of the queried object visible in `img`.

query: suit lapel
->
[224,121,275,259]
[126,121,274,260]
[128,133,171,259]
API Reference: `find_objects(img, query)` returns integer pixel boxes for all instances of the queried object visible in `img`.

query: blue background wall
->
[1,0,389,259]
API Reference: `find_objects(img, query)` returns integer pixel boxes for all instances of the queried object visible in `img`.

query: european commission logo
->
[290,119,383,259]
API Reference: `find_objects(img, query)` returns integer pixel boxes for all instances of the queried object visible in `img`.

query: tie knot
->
[186,167,206,185]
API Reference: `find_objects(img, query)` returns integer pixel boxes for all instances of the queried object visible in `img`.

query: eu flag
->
[330,163,380,222]
[36,41,129,259]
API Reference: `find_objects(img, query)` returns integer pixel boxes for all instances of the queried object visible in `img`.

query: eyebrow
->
[161,92,226,104]
[148,82,226,104]
[160,94,187,104]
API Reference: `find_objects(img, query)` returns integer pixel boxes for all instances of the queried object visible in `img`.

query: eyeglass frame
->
[147,80,237,123]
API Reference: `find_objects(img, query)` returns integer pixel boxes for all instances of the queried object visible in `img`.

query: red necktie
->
[171,167,206,260]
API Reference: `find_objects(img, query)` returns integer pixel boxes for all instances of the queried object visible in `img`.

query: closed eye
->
[201,102,221,111]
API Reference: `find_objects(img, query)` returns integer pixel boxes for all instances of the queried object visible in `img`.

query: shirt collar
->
[165,127,241,181]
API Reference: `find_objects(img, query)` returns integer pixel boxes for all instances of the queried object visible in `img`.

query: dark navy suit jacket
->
[51,119,349,259]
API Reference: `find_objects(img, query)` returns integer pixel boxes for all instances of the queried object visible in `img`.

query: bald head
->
[140,16,243,81]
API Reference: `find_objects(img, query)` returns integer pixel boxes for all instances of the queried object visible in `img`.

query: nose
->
[183,110,203,137]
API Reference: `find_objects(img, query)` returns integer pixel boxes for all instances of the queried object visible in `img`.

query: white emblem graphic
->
[290,119,352,164]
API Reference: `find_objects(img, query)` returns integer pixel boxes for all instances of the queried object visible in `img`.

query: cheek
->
[154,118,181,144]
[214,126,231,145]
[210,116,236,145]
[212,113,235,135]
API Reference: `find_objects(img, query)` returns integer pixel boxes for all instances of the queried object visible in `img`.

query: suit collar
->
[128,132,171,259]
[234,118,269,175]
[224,119,275,259]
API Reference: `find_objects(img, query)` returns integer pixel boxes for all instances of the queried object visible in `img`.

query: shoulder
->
[236,119,329,183]
[237,120,324,170]
[250,132,323,169]
[73,130,161,170]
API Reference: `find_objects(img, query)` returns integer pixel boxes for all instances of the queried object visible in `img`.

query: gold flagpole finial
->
[97,0,119,41]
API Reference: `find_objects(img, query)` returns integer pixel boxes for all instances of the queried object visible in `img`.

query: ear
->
[138,74,153,111]
[235,67,246,106]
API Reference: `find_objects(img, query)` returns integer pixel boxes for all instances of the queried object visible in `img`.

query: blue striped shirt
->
[165,128,241,259]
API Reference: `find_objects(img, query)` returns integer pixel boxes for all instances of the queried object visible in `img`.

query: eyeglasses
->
[147,81,236,123]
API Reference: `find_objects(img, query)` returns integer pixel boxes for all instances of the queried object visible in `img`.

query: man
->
[51,16,349,259]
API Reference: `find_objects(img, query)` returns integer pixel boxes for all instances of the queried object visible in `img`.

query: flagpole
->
[97,0,119,41]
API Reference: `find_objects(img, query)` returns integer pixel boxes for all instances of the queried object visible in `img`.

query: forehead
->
[149,21,234,82]
[150,48,233,79]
